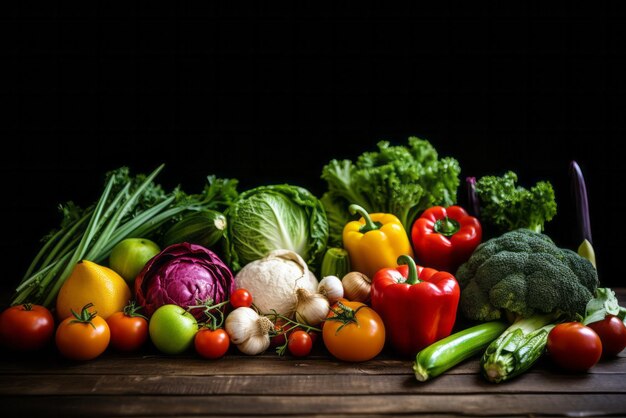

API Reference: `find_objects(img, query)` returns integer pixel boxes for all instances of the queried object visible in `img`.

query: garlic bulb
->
[225,307,273,355]
[342,271,371,303]
[294,288,330,326]
[318,276,344,304]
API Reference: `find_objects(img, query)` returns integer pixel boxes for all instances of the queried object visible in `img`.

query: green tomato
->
[109,238,161,284]
[149,304,198,354]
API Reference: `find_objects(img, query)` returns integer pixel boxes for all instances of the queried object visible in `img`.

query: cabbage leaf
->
[225,184,329,272]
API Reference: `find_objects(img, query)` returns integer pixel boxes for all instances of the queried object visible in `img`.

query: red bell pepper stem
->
[433,217,460,237]
[349,204,382,233]
[397,255,421,285]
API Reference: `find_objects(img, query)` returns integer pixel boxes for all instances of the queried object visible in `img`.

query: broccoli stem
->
[481,313,559,383]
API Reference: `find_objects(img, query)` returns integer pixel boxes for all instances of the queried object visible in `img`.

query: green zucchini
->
[480,314,557,383]
[163,210,227,248]
[321,247,351,279]
[413,321,507,382]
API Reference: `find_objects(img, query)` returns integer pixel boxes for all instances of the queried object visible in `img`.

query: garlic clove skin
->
[226,309,273,355]
[342,271,371,303]
[225,307,261,345]
[318,276,344,304]
[295,288,330,326]
[236,332,270,355]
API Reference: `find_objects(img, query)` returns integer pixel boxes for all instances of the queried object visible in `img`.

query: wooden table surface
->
[1,290,625,417]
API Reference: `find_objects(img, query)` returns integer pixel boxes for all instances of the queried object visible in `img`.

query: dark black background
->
[3,2,625,292]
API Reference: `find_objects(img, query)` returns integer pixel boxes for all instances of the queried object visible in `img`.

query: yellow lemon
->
[56,260,131,320]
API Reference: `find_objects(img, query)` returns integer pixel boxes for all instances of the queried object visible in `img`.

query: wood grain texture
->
[1,371,625,396]
[2,394,626,417]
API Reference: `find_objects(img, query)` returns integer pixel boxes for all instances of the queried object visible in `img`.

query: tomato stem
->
[325,302,366,334]
[123,300,147,320]
[188,298,230,330]
[69,303,98,330]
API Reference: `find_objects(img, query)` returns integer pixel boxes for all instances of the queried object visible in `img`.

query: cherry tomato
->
[323,300,385,362]
[0,303,54,351]
[270,321,296,348]
[106,311,149,352]
[288,330,312,357]
[195,328,230,359]
[307,330,319,346]
[230,289,253,309]
[587,315,626,357]
[55,304,110,361]
[547,322,602,371]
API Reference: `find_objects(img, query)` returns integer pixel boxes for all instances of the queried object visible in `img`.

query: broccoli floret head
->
[456,229,598,322]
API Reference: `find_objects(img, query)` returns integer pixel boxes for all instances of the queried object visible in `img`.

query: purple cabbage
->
[134,242,235,318]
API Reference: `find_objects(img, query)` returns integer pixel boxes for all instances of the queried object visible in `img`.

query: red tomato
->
[288,330,312,357]
[195,328,230,359]
[106,312,148,352]
[587,315,626,357]
[230,289,253,309]
[307,330,319,346]
[547,322,602,371]
[55,304,110,361]
[270,322,296,348]
[323,300,385,362]
[0,304,54,351]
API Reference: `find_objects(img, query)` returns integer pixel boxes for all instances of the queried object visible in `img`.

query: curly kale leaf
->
[475,171,557,233]
[321,137,460,246]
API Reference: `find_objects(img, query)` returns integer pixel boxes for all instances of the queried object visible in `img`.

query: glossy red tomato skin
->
[288,330,313,357]
[195,328,230,359]
[106,312,149,352]
[0,304,54,351]
[230,289,253,309]
[587,315,626,357]
[547,322,602,372]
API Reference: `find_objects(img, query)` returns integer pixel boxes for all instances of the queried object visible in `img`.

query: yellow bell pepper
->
[343,204,414,279]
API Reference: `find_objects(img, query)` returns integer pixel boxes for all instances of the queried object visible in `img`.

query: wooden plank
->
[0,354,414,376]
[1,371,624,396]
[1,394,625,416]
[0,373,626,396]
[1,351,623,377]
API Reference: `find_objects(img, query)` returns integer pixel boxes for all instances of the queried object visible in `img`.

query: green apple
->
[149,304,198,354]
[109,238,161,284]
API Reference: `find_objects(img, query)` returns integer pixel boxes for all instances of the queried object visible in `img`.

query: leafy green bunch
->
[474,171,557,233]
[14,165,239,307]
[321,137,461,246]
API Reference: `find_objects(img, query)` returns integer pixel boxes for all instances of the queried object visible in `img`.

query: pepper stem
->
[433,216,460,237]
[349,204,382,233]
[397,255,420,285]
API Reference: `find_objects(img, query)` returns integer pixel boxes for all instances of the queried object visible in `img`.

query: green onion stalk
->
[13,166,239,307]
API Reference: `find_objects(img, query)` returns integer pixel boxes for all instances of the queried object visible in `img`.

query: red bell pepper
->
[411,205,482,273]
[371,255,460,357]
